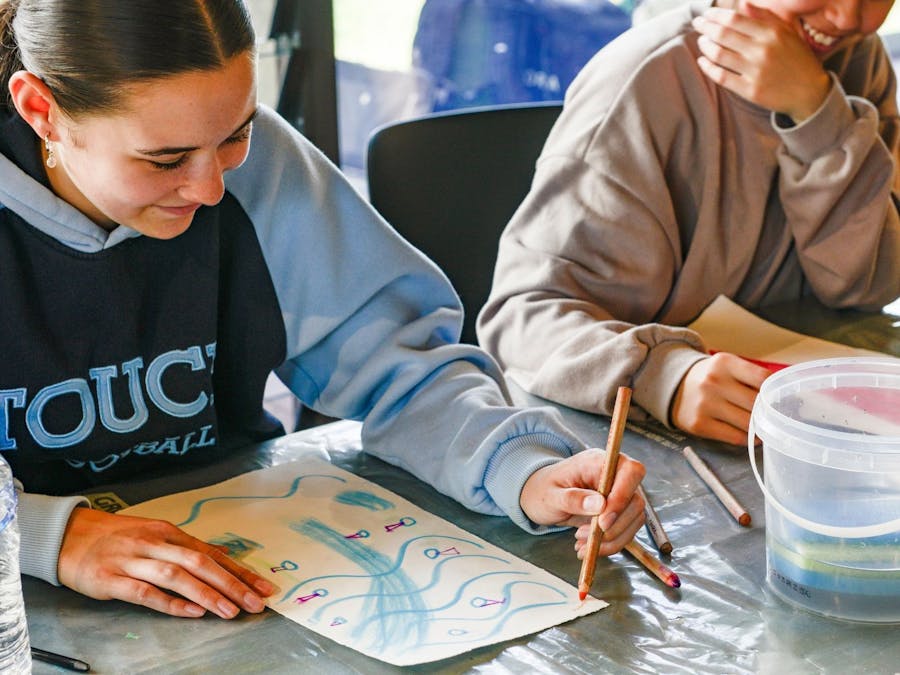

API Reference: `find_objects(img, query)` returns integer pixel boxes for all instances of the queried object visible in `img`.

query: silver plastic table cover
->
[24,300,900,674]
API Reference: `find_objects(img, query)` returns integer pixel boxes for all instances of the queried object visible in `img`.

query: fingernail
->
[185,604,205,617]
[217,599,239,618]
[244,592,265,612]
[583,494,604,513]
[254,578,274,595]
[598,512,618,531]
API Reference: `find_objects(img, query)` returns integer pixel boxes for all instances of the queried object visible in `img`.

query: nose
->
[824,0,861,31]
[179,155,226,206]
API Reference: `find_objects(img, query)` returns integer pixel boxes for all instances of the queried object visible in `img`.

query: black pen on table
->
[31,646,91,672]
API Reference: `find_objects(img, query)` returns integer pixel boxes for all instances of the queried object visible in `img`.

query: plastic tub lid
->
[752,357,900,472]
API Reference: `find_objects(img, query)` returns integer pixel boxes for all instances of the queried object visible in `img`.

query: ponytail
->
[0,0,21,107]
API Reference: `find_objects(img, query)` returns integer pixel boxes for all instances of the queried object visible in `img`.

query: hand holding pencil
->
[519,398,646,555]
[576,387,680,598]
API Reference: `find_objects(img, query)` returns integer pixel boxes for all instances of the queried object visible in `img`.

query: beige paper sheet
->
[123,458,606,666]
[688,295,891,364]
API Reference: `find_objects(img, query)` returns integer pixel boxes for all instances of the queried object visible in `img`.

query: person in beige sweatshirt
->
[478,0,900,445]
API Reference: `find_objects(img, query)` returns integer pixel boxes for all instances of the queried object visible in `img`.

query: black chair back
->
[366,102,563,344]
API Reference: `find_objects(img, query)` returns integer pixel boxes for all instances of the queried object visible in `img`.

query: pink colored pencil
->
[624,539,680,588]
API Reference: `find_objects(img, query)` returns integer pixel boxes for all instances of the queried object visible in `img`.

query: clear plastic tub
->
[749,357,900,623]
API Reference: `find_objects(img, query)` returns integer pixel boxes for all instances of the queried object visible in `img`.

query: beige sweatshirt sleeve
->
[775,38,900,311]
[477,34,715,425]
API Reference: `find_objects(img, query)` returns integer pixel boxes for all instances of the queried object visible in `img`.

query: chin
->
[133,217,195,240]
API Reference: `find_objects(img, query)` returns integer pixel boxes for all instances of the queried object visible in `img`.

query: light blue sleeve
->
[224,106,587,530]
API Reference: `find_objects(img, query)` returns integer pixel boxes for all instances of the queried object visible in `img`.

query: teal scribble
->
[349,570,528,637]
[311,562,520,624]
[278,534,487,602]
[477,579,567,640]
[207,532,263,558]
[335,490,394,511]
[423,579,569,649]
[176,473,346,526]
[291,518,430,654]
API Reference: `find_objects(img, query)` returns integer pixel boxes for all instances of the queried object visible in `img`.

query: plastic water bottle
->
[0,454,31,673]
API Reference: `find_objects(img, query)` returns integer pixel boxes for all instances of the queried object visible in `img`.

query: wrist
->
[786,72,832,122]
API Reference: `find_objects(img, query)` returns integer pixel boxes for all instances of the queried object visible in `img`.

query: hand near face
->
[520,449,646,558]
[692,5,832,121]
[671,352,771,445]
[58,507,274,618]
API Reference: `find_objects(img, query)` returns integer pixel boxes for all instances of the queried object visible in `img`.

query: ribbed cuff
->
[18,492,89,586]
[483,432,575,534]
[775,73,858,164]
[633,341,708,428]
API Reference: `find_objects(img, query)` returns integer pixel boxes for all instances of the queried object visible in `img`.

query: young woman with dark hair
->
[0,0,645,620]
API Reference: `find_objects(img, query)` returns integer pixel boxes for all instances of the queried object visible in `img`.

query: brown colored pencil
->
[624,539,680,588]
[682,445,751,526]
[578,386,632,601]
[639,485,673,555]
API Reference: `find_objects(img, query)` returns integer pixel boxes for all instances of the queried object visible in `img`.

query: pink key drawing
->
[295,588,329,604]
[384,516,416,533]
[424,546,460,559]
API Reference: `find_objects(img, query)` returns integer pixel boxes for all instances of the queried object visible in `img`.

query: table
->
[24,298,900,674]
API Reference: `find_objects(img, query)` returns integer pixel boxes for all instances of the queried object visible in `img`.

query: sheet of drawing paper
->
[122,459,607,665]
[688,295,893,364]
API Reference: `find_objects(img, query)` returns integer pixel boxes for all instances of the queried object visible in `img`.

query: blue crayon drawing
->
[289,518,431,653]
[207,532,262,560]
[335,490,394,511]
[120,459,606,666]
[176,473,346,526]
[277,519,569,658]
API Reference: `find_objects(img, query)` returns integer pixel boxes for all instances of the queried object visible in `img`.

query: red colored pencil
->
[708,350,789,372]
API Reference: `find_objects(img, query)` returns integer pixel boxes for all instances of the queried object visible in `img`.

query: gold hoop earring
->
[44,133,57,169]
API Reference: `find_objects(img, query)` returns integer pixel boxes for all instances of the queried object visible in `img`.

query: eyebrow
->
[136,108,259,157]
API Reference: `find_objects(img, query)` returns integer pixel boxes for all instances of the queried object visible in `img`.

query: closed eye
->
[149,155,189,171]
[146,122,252,171]
[225,125,252,145]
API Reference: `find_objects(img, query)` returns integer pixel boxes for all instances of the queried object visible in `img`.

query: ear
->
[7,71,59,140]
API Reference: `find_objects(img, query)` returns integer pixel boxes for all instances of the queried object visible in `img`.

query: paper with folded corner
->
[122,458,606,666]
[688,295,894,364]
[690,296,900,432]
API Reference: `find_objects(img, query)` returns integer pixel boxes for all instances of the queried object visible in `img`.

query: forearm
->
[481,297,707,426]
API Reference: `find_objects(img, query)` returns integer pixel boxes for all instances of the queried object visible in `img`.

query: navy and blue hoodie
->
[0,104,585,584]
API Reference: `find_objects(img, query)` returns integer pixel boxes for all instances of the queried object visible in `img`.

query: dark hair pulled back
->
[0,0,255,115]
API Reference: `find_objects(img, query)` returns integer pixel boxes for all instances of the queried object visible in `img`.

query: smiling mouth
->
[800,19,840,51]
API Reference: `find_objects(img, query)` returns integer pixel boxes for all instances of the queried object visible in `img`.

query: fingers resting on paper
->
[671,352,770,445]
[58,507,274,619]
[520,449,646,556]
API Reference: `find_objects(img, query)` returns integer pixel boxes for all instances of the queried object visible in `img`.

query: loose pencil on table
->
[683,445,751,526]
[624,539,680,588]
[639,484,673,555]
